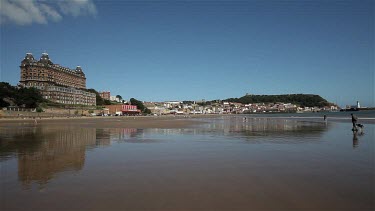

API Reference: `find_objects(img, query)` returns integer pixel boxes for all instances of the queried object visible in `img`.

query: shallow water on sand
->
[0,117,374,210]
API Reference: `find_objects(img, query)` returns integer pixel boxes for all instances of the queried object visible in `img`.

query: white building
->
[110,96,121,102]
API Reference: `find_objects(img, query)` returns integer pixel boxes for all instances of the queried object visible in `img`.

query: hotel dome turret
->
[21,53,36,64]
[39,53,53,65]
[75,66,85,76]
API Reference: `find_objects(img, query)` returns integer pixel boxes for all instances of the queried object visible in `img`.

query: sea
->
[0,110,374,210]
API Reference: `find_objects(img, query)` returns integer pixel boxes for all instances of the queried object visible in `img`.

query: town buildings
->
[104,104,140,115]
[99,91,110,101]
[110,96,121,102]
[144,101,338,115]
[19,53,96,106]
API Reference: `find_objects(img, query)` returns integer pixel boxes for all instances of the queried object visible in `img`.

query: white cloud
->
[0,0,97,25]
[39,3,62,22]
[58,0,97,17]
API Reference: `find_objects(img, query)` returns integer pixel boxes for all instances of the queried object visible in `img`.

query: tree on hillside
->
[130,98,151,114]
[116,95,122,101]
[16,87,45,108]
[0,82,45,108]
[221,94,331,107]
[87,88,111,105]
[0,82,15,107]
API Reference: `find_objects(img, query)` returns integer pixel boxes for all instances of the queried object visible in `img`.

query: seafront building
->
[19,53,96,106]
[99,91,111,101]
[110,95,121,102]
[104,104,140,115]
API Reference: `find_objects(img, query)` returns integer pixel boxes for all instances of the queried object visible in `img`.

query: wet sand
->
[0,115,210,129]
[1,115,373,210]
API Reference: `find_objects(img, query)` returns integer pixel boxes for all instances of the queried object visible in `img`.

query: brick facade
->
[99,91,110,100]
[104,104,140,115]
[19,53,96,106]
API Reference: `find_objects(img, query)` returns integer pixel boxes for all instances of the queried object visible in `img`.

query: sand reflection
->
[201,117,329,143]
[0,126,110,189]
[352,131,365,149]
[0,118,373,210]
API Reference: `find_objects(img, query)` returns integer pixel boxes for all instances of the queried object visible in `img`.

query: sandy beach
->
[1,114,374,211]
[0,115,213,129]
[1,112,374,128]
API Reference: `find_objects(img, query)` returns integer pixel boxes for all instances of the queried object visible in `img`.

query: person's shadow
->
[352,130,364,148]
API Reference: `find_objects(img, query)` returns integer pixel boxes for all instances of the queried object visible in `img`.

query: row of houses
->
[143,101,339,115]
[99,105,141,116]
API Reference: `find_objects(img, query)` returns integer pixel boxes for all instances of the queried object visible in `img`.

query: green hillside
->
[224,94,331,107]
[0,82,45,108]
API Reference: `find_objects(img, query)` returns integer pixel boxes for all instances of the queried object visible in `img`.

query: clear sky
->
[1,0,374,107]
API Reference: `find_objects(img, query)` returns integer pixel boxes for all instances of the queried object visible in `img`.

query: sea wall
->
[0,108,102,118]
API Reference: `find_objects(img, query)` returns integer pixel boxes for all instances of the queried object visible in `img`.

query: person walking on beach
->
[323,115,327,122]
[351,113,358,130]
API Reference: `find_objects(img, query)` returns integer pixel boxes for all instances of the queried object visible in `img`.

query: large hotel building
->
[19,53,96,106]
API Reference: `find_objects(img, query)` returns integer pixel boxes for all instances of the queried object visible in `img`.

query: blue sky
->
[1,0,374,107]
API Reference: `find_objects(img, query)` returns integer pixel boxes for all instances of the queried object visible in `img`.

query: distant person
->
[351,113,358,131]
[323,115,327,121]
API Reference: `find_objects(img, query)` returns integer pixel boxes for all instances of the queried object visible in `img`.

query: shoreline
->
[0,115,217,129]
[0,114,219,121]
[1,113,374,127]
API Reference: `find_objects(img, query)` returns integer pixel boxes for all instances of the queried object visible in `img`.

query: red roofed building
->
[104,104,141,115]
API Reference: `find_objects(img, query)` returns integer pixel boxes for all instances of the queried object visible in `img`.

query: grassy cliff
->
[224,94,331,107]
